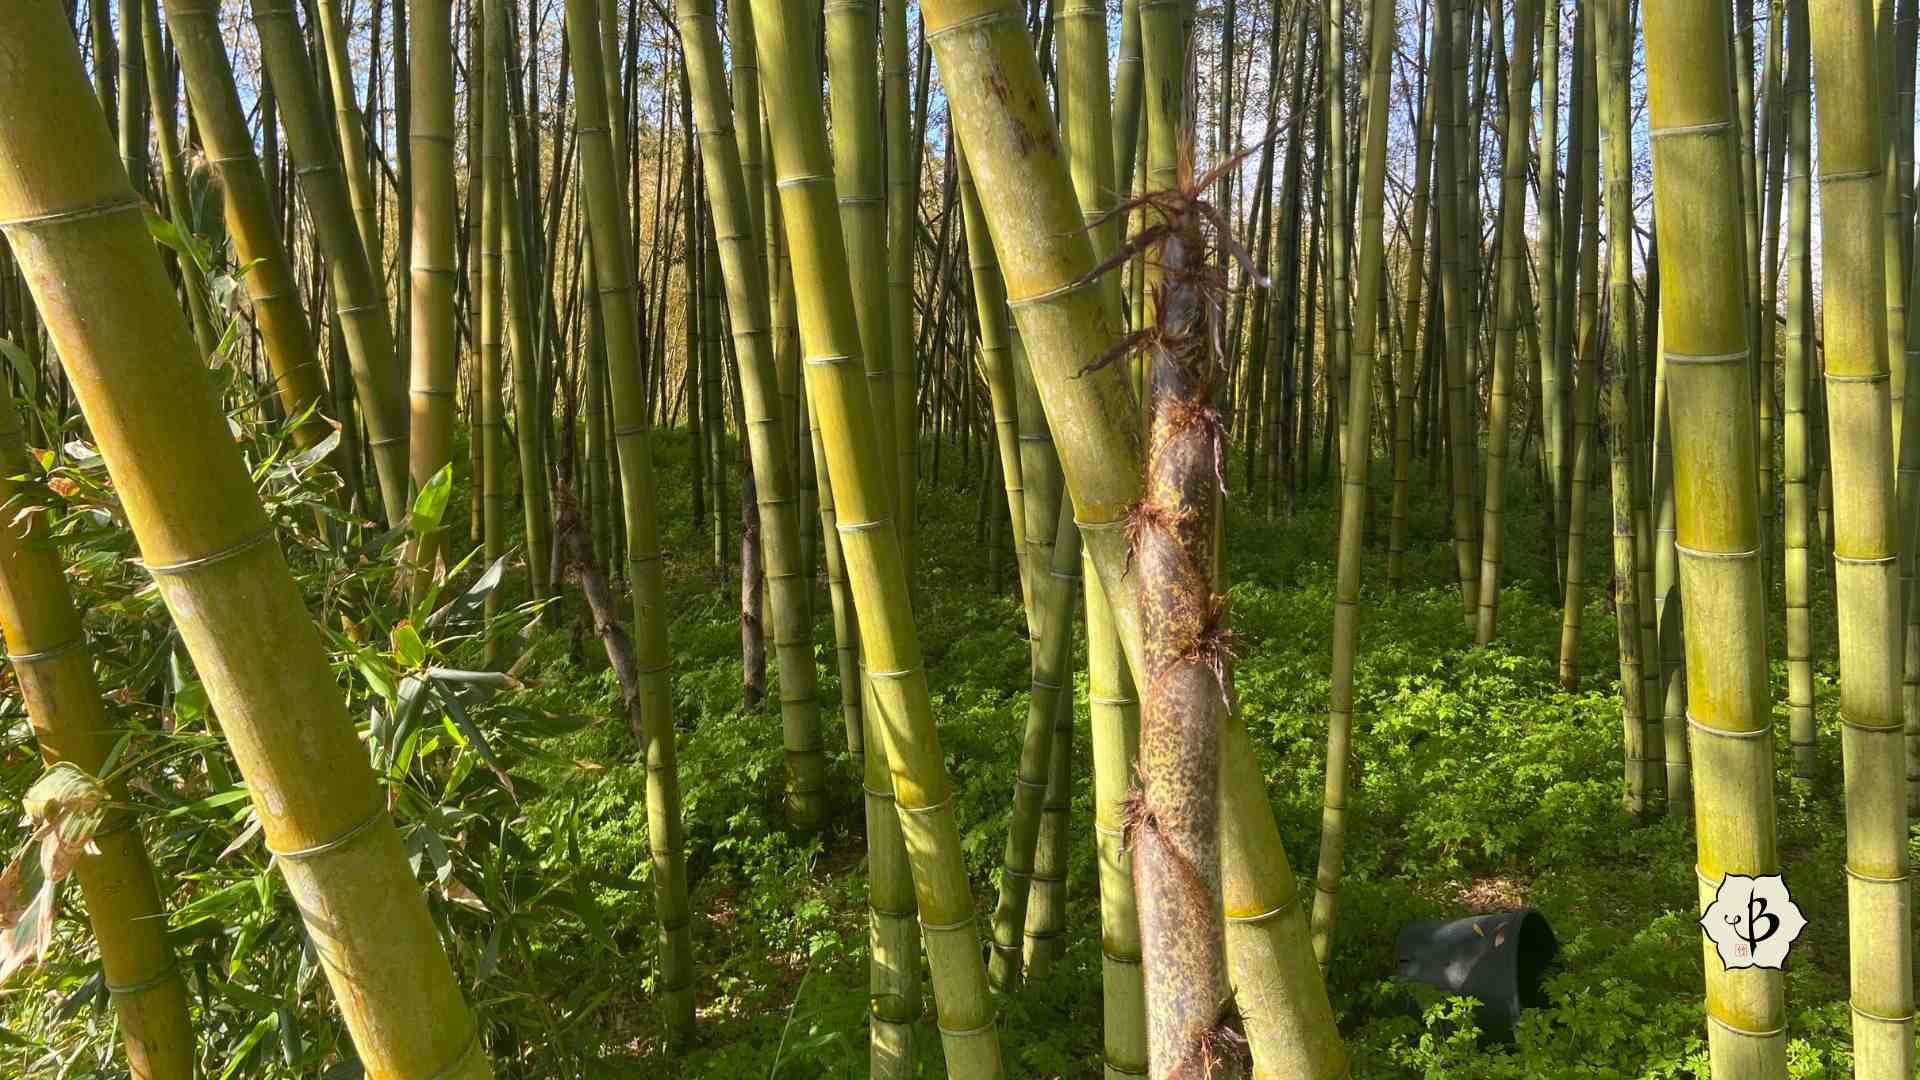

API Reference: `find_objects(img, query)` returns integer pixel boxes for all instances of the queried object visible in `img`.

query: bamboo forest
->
[1,0,1919,1076]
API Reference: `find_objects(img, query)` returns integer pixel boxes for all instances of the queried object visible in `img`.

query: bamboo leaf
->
[434,680,514,796]
[0,339,36,403]
[391,623,428,669]
[409,464,454,541]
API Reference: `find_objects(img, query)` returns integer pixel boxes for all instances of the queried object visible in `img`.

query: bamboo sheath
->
[1645,2,1788,1073]
[0,7,492,1076]
[0,400,193,1078]
[560,0,695,1035]
[1806,3,1917,1074]
[752,0,1004,1070]
[160,0,332,450]
[920,1,1346,1075]
[674,0,828,830]
[246,0,411,525]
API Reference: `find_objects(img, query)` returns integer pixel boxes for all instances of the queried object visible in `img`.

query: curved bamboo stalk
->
[561,0,694,1035]
[1805,2,1917,1072]
[248,0,411,524]
[0,7,492,1075]
[161,0,333,450]
[1645,4,1787,1072]
[0,392,194,1078]
[752,0,1004,1069]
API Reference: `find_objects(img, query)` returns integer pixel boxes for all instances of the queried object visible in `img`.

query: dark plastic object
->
[1393,907,1558,1030]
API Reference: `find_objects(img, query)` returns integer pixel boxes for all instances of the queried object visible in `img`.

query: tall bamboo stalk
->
[1388,24,1437,589]
[478,0,507,650]
[674,0,828,830]
[1085,550,1146,1079]
[561,0,694,1034]
[249,0,411,524]
[162,0,332,450]
[0,7,491,1075]
[1473,0,1535,645]
[922,1,1345,1073]
[1784,0,1817,785]
[1557,5,1601,690]
[0,392,194,1079]
[139,0,217,358]
[885,0,915,566]
[314,0,391,317]
[1806,3,1917,1072]
[753,0,1004,1069]
[1646,3,1787,1071]
[1312,0,1398,969]
[408,0,459,585]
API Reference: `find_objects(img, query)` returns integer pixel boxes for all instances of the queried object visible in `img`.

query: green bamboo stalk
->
[753,0,1003,1069]
[561,0,694,1035]
[1313,0,1399,969]
[1784,0,1817,785]
[1111,0,1144,209]
[674,0,828,828]
[885,0,915,567]
[495,29,551,603]
[248,0,411,525]
[117,0,148,194]
[1594,0,1650,814]
[958,149,1028,611]
[1435,0,1478,623]
[1321,0,1353,475]
[921,1,1344,1073]
[1473,0,1534,645]
[1557,4,1599,690]
[1388,26,1437,589]
[823,0,900,528]
[314,0,391,318]
[479,0,507,650]
[1646,4,1787,1071]
[1538,0,1566,543]
[0,391,193,1079]
[1806,3,1917,1072]
[408,0,459,587]
[161,0,332,450]
[1084,549,1146,1079]
[0,7,491,1075]
[139,0,217,358]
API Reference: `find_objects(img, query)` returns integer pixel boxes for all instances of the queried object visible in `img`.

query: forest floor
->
[502,432,1896,1079]
[0,428,1905,1079]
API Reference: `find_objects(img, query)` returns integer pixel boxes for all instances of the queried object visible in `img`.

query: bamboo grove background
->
[0,0,1915,1077]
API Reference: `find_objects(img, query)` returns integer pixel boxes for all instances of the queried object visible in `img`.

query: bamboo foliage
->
[0,7,493,1076]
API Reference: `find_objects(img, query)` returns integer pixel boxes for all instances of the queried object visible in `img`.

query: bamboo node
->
[105,962,180,998]
[143,527,275,577]
[936,1017,998,1039]
[268,804,385,863]
[1705,1012,1786,1040]
[1224,892,1305,926]
[420,1025,484,1080]
[1648,120,1732,140]
[1848,1002,1915,1025]
[837,195,885,207]
[0,196,142,233]
[925,8,1022,43]
[1842,865,1911,885]
[1672,542,1758,562]
[6,634,88,664]
[776,174,835,190]
[1663,350,1747,367]
[1817,167,1880,185]
[919,913,977,933]
[1008,275,1097,309]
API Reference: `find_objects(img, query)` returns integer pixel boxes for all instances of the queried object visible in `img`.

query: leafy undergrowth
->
[1,425,1910,1077]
